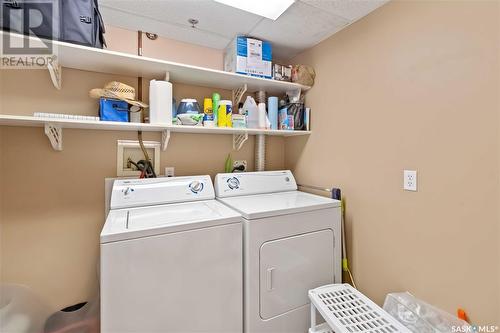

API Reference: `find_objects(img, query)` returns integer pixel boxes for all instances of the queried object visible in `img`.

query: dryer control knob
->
[189,181,204,194]
[227,177,240,190]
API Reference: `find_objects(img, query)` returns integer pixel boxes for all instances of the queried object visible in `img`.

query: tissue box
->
[224,36,272,79]
[232,114,246,128]
[99,98,129,122]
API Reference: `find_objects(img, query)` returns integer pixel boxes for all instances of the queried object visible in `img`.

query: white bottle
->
[257,102,268,129]
[243,96,259,129]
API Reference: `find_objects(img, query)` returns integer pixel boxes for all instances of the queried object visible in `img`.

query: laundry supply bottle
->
[220,100,232,127]
[212,93,220,126]
[243,96,259,129]
[257,102,268,129]
[203,98,214,127]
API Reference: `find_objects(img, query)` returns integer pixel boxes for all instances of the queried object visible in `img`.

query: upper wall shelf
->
[0,31,310,94]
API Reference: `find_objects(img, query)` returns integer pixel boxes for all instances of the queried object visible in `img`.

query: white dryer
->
[215,170,341,333]
[101,176,243,333]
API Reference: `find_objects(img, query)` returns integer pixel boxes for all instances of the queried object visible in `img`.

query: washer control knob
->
[227,177,240,190]
[123,187,133,196]
[189,181,204,194]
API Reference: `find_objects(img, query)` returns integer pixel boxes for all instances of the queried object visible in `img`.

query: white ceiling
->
[100,0,387,60]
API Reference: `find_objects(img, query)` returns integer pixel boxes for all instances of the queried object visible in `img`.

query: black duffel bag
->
[1,0,106,48]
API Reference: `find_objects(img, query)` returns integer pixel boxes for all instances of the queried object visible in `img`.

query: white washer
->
[215,170,342,333]
[101,176,243,333]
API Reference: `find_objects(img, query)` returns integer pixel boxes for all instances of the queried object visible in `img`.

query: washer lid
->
[217,191,340,219]
[101,200,241,243]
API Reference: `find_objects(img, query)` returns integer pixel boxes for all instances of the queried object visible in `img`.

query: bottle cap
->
[203,98,212,112]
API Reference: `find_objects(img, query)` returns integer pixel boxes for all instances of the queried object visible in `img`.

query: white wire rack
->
[309,322,335,333]
[309,284,412,333]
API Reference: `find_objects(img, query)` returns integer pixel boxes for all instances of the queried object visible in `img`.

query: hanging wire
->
[341,198,357,289]
[298,183,357,289]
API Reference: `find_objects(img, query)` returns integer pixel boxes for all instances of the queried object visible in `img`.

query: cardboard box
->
[224,36,272,79]
[273,63,292,82]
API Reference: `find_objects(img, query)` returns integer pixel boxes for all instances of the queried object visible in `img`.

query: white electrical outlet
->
[404,170,417,191]
[165,167,175,177]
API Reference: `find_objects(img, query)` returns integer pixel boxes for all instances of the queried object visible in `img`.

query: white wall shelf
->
[0,115,311,151]
[1,31,310,94]
[0,115,309,136]
[1,32,311,151]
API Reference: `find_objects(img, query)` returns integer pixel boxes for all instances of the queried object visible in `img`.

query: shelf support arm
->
[44,123,63,151]
[233,133,248,151]
[161,129,171,151]
[232,84,247,108]
[47,56,62,90]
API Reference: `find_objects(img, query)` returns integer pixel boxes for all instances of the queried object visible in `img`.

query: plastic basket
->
[383,292,471,332]
[309,284,412,333]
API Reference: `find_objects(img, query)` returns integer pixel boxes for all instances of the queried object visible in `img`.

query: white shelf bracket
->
[161,129,171,151]
[232,83,248,107]
[164,71,170,82]
[47,56,62,90]
[233,133,248,151]
[44,123,63,151]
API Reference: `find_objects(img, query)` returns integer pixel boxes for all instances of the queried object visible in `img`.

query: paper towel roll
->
[268,97,278,130]
[149,80,172,124]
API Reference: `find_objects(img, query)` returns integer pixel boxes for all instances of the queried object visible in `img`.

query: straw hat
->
[89,81,148,108]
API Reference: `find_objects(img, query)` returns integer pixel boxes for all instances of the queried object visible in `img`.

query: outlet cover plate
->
[404,170,417,191]
[165,167,175,177]
[233,160,247,172]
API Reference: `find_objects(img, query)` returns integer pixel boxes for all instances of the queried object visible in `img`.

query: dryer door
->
[259,229,334,319]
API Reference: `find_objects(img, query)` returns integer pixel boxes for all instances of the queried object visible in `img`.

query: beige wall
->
[0,27,283,310]
[105,25,223,70]
[0,126,3,282]
[2,2,499,324]
[287,0,500,324]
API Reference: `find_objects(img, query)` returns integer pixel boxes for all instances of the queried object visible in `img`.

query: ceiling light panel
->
[213,0,295,20]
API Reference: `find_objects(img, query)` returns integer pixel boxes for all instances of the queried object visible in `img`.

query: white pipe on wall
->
[255,134,266,171]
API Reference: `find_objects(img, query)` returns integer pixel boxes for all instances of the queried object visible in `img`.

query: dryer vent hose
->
[255,134,266,171]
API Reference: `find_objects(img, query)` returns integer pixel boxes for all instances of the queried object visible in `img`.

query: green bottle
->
[212,92,220,126]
